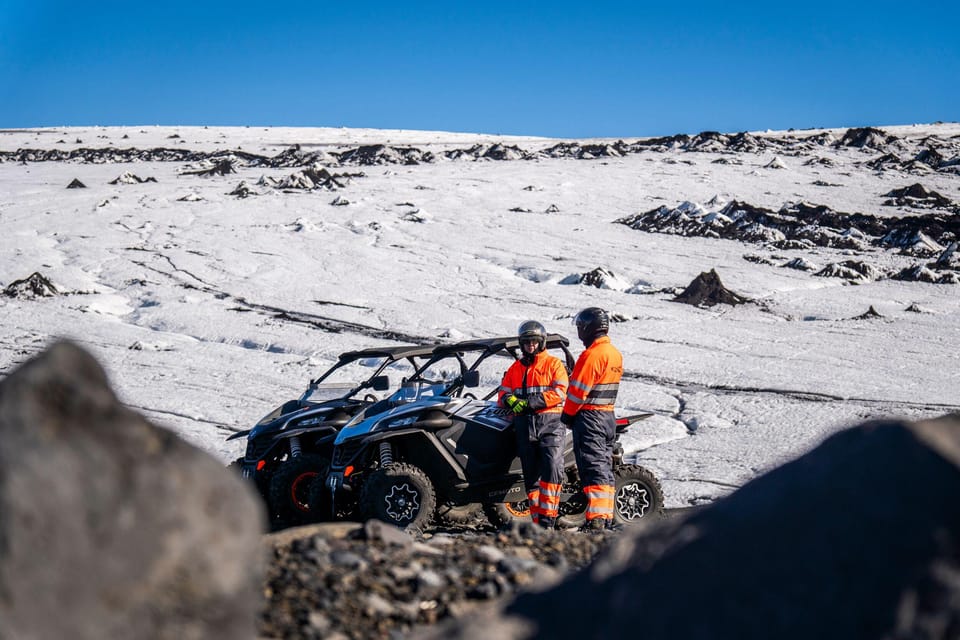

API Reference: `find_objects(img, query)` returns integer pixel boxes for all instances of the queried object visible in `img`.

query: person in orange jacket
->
[499,321,569,529]
[561,307,623,531]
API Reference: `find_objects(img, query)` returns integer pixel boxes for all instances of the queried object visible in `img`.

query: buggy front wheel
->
[360,462,436,532]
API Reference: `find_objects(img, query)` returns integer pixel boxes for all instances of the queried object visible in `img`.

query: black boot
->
[577,518,607,533]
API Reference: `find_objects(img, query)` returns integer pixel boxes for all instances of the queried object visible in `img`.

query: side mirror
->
[462,370,480,388]
[371,375,390,391]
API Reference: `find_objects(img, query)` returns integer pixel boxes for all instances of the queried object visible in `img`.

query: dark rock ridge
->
[541,141,630,159]
[338,144,437,165]
[0,342,265,639]
[4,127,957,168]
[425,414,960,640]
[616,199,960,256]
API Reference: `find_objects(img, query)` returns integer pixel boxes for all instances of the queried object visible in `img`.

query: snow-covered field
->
[2,123,959,508]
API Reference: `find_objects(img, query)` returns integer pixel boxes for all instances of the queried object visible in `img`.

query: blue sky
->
[2,1,958,138]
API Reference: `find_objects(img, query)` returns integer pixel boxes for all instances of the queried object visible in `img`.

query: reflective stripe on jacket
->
[498,351,569,414]
[562,336,623,417]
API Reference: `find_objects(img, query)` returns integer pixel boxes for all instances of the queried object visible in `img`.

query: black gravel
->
[259,520,618,640]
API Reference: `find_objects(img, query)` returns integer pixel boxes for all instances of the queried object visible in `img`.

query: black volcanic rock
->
[814,260,882,281]
[836,126,897,148]
[3,272,59,298]
[108,172,157,185]
[851,305,884,319]
[181,159,237,177]
[262,521,617,640]
[883,183,956,211]
[673,269,750,306]
[228,181,258,198]
[914,148,945,169]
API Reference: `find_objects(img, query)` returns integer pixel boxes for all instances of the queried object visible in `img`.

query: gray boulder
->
[426,414,960,639]
[0,341,265,640]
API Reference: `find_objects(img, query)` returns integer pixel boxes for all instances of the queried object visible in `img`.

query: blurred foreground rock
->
[0,341,265,640]
[423,414,960,639]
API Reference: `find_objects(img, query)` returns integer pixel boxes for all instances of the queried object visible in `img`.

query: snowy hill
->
[2,122,959,508]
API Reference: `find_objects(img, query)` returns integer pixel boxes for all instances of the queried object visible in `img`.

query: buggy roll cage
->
[304,344,441,401]
[398,333,575,400]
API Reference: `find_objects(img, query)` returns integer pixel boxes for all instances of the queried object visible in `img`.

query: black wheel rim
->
[615,481,651,521]
[384,481,421,523]
[290,471,319,512]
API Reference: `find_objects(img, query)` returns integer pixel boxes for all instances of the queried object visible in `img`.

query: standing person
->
[499,321,569,529]
[561,307,623,531]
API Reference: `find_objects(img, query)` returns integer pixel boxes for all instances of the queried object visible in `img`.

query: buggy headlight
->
[384,415,417,429]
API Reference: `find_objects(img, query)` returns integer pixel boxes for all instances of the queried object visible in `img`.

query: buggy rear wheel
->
[482,499,531,528]
[435,503,483,526]
[360,462,436,532]
[613,464,664,524]
[556,465,664,529]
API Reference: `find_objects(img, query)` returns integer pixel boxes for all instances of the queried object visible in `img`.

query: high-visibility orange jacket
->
[562,336,623,418]
[498,351,568,414]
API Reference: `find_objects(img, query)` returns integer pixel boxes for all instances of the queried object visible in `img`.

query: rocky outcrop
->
[0,342,265,640]
[2,272,59,298]
[616,198,960,274]
[673,269,750,306]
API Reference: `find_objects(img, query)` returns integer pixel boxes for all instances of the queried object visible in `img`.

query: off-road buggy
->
[226,344,438,527]
[314,334,664,531]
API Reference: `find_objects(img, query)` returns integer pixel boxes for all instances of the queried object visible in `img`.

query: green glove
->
[504,395,529,415]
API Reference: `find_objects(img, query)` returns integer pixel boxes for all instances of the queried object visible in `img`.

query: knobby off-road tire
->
[360,462,436,532]
[482,499,532,529]
[268,453,330,529]
[435,502,483,526]
[613,464,664,524]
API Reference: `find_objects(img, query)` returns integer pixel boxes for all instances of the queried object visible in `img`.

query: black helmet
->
[573,307,609,345]
[517,320,547,354]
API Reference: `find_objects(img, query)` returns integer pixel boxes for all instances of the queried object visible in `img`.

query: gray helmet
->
[517,320,547,353]
[573,307,609,344]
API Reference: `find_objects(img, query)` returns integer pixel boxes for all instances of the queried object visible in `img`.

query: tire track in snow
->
[129,253,430,344]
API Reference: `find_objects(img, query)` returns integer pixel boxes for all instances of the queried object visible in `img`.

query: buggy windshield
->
[389,381,449,405]
[301,355,422,404]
